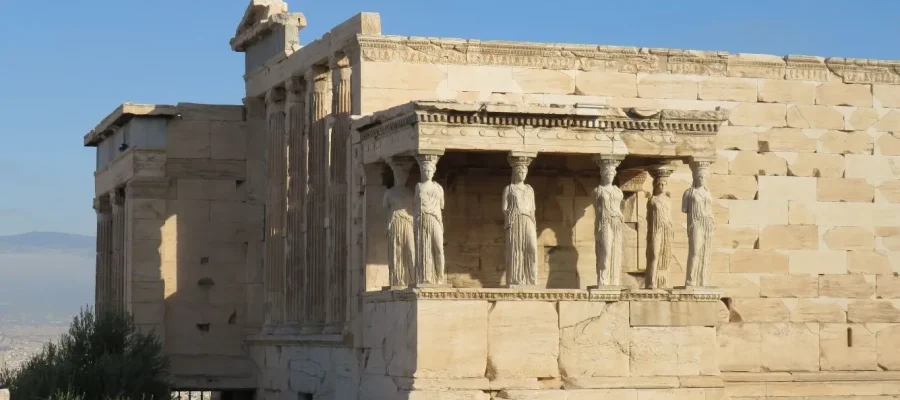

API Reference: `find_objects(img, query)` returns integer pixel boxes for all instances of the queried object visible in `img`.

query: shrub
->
[0,308,170,400]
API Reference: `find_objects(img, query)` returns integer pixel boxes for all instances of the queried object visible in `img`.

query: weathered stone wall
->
[355,37,900,398]
[156,105,256,388]
[358,291,724,400]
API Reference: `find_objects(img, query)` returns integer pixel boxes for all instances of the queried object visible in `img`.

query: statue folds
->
[503,155,538,286]
[414,154,445,285]
[682,160,715,287]
[645,166,674,289]
[593,156,624,287]
[383,158,416,287]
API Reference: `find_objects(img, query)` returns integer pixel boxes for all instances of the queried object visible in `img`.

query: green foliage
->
[0,308,170,400]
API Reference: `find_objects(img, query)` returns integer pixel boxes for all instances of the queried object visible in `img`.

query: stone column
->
[413,150,448,287]
[645,164,675,289]
[682,157,715,288]
[326,54,351,331]
[503,152,538,287]
[94,195,112,314]
[304,66,330,332]
[264,87,287,329]
[591,154,625,289]
[111,188,126,312]
[284,77,307,328]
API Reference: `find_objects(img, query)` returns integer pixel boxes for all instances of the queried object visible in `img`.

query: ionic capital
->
[265,86,286,107]
[329,53,351,71]
[93,196,111,213]
[111,188,127,206]
[305,66,330,92]
[285,76,306,103]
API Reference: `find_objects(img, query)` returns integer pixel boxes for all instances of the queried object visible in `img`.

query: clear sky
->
[0,0,898,236]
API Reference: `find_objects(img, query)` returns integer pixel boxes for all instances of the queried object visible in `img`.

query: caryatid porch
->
[352,100,730,292]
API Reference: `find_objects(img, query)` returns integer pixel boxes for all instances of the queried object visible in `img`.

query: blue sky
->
[0,0,898,236]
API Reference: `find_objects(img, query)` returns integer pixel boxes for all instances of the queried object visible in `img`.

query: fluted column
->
[111,188,126,312]
[285,76,308,327]
[264,87,287,329]
[94,195,112,314]
[326,55,351,331]
[304,66,330,331]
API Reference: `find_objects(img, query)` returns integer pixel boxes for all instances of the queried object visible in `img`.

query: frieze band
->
[357,35,900,84]
[362,288,723,303]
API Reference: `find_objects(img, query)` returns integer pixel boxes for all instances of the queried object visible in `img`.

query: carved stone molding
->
[361,288,723,303]
[355,102,729,143]
[353,101,728,164]
[357,35,900,83]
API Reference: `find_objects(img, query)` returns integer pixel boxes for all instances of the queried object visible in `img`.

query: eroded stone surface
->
[559,301,629,377]
[630,327,718,376]
[488,301,559,379]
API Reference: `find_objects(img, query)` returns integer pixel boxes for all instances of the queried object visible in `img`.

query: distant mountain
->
[0,232,94,254]
[0,232,95,322]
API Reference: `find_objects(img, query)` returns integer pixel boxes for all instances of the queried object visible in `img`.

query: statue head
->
[417,154,440,182]
[653,178,668,196]
[691,161,711,189]
[599,160,617,186]
[388,158,414,188]
[508,155,532,184]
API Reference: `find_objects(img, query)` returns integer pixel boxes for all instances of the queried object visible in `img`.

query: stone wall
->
[355,37,900,398]
[154,104,255,388]
[359,289,724,400]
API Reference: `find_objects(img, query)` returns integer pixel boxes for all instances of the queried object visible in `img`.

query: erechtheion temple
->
[85,0,900,399]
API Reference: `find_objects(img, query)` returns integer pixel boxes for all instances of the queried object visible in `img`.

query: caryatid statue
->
[383,157,416,287]
[682,159,715,287]
[592,155,625,287]
[503,154,538,286]
[413,153,446,285]
[645,165,675,289]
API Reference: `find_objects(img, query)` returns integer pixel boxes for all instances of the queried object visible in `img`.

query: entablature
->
[84,103,178,147]
[352,101,729,164]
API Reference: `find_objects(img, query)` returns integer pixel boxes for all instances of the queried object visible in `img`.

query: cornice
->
[362,287,723,303]
[84,103,178,147]
[357,35,900,84]
[353,101,729,143]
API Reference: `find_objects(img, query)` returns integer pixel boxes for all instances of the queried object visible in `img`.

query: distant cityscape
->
[0,232,94,371]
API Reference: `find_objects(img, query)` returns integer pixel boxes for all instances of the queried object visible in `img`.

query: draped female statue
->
[593,156,624,287]
[503,155,538,286]
[645,166,674,289]
[383,158,416,286]
[414,154,445,285]
[682,160,715,287]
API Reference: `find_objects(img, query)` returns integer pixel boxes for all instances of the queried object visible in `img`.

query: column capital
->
[387,155,416,170]
[304,65,330,88]
[591,154,625,169]
[507,153,535,169]
[111,187,127,206]
[285,76,306,103]
[329,53,351,70]
[508,151,538,159]
[93,196,111,212]
[265,86,286,106]
[687,155,716,164]
[648,162,679,179]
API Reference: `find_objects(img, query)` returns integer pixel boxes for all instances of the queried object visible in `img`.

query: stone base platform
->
[360,287,728,400]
